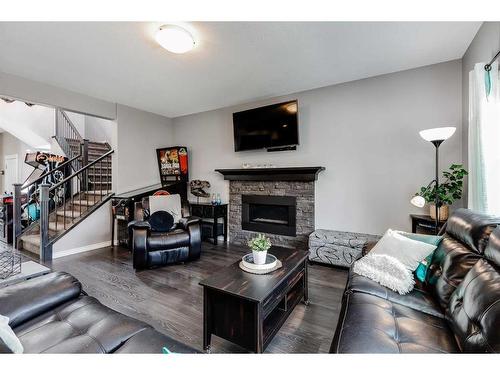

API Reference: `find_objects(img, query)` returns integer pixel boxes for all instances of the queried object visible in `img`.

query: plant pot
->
[429,204,449,221]
[252,250,267,265]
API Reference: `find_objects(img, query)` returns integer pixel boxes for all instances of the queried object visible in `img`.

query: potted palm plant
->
[413,164,468,220]
[248,233,272,265]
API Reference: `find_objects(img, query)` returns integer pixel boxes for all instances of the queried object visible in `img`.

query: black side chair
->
[128,194,202,270]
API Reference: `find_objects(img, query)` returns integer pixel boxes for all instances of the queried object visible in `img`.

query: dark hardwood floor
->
[42,241,346,353]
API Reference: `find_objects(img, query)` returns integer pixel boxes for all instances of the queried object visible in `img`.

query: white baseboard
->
[53,241,112,259]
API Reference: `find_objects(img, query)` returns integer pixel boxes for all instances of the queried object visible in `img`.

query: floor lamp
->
[411,127,456,234]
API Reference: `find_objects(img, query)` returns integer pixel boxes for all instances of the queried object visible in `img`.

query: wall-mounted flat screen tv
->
[233,100,299,152]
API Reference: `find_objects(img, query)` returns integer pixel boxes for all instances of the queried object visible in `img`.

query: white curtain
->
[468,62,500,215]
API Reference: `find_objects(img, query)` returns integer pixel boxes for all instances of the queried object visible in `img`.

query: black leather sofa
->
[130,196,202,270]
[0,272,198,353]
[331,208,500,353]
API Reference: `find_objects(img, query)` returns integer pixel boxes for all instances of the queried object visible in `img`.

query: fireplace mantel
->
[215,166,325,182]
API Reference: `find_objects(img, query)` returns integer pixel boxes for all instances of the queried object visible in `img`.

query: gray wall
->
[173,60,463,235]
[461,22,500,204]
[115,104,174,194]
[84,115,114,144]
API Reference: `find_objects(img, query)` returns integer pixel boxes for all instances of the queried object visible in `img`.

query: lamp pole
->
[432,140,443,234]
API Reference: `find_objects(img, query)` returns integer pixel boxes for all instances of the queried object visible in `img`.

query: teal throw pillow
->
[396,231,443,283]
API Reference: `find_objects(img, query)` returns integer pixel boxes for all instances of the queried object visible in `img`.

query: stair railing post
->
[55,108,59,138]
[39,184,52,262]
[12,183,22,249]
[81,139,89,192]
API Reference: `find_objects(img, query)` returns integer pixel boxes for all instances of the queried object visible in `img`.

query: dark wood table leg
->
[412,218,417,234]
[212,217,218,246]
[303,260,310,306]
[203,287,212,353]
[111,217,115,247]
[223,214,228,243]
[255,303,263,353]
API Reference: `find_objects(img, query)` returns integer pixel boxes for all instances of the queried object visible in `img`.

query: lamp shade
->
[410,195,426,208]
[419,127,456,142]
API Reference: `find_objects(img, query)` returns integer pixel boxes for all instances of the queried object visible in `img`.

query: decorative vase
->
[429,204,449,221]
[252,250,267,265]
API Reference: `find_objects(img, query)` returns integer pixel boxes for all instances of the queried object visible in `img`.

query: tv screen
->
[233,100,299,152]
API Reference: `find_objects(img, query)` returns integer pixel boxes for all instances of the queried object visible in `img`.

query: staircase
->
[67,139,112,193]
[16,109,114,259]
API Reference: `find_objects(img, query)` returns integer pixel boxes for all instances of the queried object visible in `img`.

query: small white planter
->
[252,250,267,265]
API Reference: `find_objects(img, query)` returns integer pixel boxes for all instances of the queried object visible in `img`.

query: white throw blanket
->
[353,254,415,295]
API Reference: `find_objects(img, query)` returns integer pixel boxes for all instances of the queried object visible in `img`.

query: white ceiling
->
[0,22,481,118]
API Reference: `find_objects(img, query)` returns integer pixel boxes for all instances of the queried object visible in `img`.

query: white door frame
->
[3,154,19,194]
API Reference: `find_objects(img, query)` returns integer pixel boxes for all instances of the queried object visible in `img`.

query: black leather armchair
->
[129,196,202,270]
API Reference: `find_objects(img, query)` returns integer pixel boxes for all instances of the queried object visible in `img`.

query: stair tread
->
[22,234,40,244]
[71,199,98,206]
[56,209,83,217]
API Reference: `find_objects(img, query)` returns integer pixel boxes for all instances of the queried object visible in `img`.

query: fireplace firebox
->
[242,195,296,236]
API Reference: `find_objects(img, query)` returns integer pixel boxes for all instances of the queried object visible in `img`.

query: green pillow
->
[396,231,443,283]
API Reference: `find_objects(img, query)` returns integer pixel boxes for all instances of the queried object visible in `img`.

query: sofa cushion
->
[484,226,500,266]
[0,272,81,328]
[447,258,500,353]
[445,208,499,254]
[148,247,190,265]
[447,227,500,353]
[113,327,198,354]
[429,235,485,311]
[347,271,444,318]
[13,295,151,353]
[332,292,459,353]
[147,229,190,250]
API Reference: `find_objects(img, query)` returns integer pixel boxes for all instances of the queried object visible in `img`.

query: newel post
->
[39,184,52,262]
[12,183,22,249]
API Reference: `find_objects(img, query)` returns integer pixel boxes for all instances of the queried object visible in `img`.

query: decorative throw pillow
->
[396,231,443,282]
[0,314,23,354]
[369,229,437,271]
[149,194,182,224]
[353,254,415,295]
[149,211,175,232]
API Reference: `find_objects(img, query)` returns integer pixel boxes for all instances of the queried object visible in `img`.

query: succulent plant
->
[247,233,272,252]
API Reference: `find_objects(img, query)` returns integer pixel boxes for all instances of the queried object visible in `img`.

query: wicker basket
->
[429,204,449,221]
[0,251,22,279]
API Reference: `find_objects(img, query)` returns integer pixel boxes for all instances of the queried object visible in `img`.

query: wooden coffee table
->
[199,246,309,353]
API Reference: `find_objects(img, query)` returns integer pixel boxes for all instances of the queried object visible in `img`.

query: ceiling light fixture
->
[155,25,195,54]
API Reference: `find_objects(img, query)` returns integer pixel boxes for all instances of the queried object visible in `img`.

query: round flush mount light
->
[155,25,195,54]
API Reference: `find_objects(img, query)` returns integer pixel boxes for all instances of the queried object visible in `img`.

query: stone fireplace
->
[216,167,324,250]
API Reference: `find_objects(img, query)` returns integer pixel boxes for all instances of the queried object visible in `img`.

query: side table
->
[190,203,228,245]
[410,214,446,234]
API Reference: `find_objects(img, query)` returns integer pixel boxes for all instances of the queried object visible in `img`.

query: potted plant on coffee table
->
[248,233,272,265]
[413,164,468,220]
